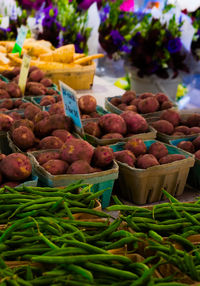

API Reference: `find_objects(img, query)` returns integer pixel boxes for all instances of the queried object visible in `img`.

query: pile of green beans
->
[0,183,111,223]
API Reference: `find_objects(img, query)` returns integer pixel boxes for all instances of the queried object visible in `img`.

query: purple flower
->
[110,30,124,46]
[42,5,58,28]
[78,0,96,10]
[167,38,182,53]
[100,3,110,22]
[120,45,131,53]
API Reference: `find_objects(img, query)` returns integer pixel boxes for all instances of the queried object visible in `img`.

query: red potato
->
[0,153,32,181]
[0,81,7,89]
[172,132,184,136]
[120,111,148,133]
[125,138,147,157]
[130,98,140,108]
[139,93,154,99]
[195,150,200,160]
[115,150,136,167]
[101,133,123,140]
[151,120,174,135]
[189,127,200,134]
[29,86,46,96]
[49,114,73,132]
[117,103,127,111]
[40,96,56,106]
[84,122,102,138]
[51,129,74,142]
[19,102,32,109]
[0,182,20,188]
[110,97,121,106]
[12,126,36,150]
[46,89,57,95]
[160,110,180,127]
[99,113,127,135]
[5,82,21,98]
[192,136,200,150]
[92,146,114,168]
[89,111,101,118]
[0,154,6,161]
[36,151,60,165]
[138,97,159,114]
[121,91,136,104]
[42,159,69,175]
[39,136,63,150]
[34,117,53,138]
[148,142,168,159]
[14,99,23,108]
[0,114,14,131]
[159,154,186,164]
[90,167,102,173]
[61,138,94,164]
[40,78,53,87]
[28,66,39,74]
[136,154,159,169]
[24,104,41,121]
[67,160,92,174]
[0,99,13,109]
[0,108,8,112]
[1,70,15,79]
[155,93,169,104]
[81,114,91,119]
[11,119,34,132]
[34,111,50,123]
[177,141,195,153]
[78,95,97,114]
[49,102,65,115]
[26,82,46,92]
[186,114,200,127]
[160,101,173,110]
[12,67,20,76]
[12,75,19,84]
[174,125,190,135]
[29,69,45,82]
[0,89,10,99]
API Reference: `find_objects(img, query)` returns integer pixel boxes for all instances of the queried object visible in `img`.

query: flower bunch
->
[129,5,189,78]
[98,0,137,59]
[190,8,200,60]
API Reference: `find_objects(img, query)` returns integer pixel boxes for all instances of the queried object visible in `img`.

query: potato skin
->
[0,89,10,99]
[115,150,136,167]
[0,114,14,131]
[110,97,121,106]
[120,111,148,133]
[151,120,174,135]
[50,114,73,132]
[192,136,200,150]
[155,93,169,104]
[195,150,200,160]
[0,153,32,180]
[121,91,136,104]
[12,126,36,150]
[118,103,127,111]
[61,138,94,164]
[130,98,140,108]
[189,127,200,134]
[78,95,97,114]
[125,105,137,112]
[51,129,74,143]
[5,83,21,98]
[36,151,60,165]
[101,133,123,140]
[84,122,102,138]
[40,78,53,87]
[160,110,180,127]
[139,93,154,99]
[174,125,190,135]
[29,69,45,82]
[24,104,41,121]
[49,102,65,115]
[125,138,147,157]
[42,159,69,175]
[177,141,195,153]
[40,96,56,106]
[92,146,114,168]
[136,154,159,169]
[159,154,186,164]
[99,113,127,135]
[39,136,63,150]
[67,160,92,174]
[0,99,13,109]
[160,101,173,110]
[186,114,200,127]
[138,97,159,114]
[148,142,168,159]
[34,111,50,124]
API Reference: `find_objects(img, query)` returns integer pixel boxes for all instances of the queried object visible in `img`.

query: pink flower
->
[120,0,134,12]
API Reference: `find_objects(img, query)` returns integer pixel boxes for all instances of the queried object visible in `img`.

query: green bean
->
[162,189,180,203]
[168,234,194,251]
[63,202,74,220]
[183,252,199,281]
[65,264,93,282]
[69,207,110,218]
[31,254,132,265]
[122,215,141,232]
[109,230,132,239]
[58,218,108,228]
[42,248,88,256]
[148,230,163,243]
[85,262,138,280]
[105,236,139,250]
[130,262,160,286]
[2,248,50,258]
[183,211,200,225]
[154,283,189,286]
[107,205,151,212]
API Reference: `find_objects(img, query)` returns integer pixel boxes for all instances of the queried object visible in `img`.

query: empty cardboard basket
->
[28,149,119,208]
[110,140,195,205]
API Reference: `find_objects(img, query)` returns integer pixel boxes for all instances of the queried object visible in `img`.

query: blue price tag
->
[59,81,84,134]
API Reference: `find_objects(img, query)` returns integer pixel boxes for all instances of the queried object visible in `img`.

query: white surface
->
[76,75,125,108]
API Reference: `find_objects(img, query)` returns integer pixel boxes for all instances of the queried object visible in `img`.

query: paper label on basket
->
[12,25,28,55]
[18,54,31,96]
[59,81,85,136]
